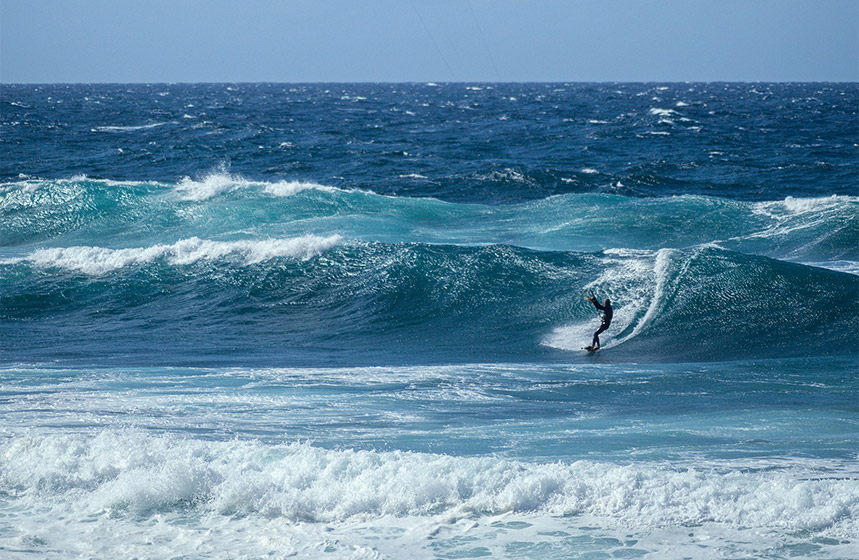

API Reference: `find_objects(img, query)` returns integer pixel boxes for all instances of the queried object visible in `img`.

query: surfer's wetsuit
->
[590,298,613,349]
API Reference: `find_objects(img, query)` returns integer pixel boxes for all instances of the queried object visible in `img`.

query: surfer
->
[585,295,612,350]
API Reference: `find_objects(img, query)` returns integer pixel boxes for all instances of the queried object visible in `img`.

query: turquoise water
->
[1,358,857,558]
[1,83,857,558]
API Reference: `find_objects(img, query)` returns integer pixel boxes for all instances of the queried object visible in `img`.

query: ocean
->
[0,82,857,559]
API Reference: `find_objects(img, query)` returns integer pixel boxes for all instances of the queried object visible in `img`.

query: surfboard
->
[583,346,600,353]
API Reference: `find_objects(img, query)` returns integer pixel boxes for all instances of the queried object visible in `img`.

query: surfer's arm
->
[591,299,606,311]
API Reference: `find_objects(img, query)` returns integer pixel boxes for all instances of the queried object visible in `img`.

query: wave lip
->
[5,235,343,275]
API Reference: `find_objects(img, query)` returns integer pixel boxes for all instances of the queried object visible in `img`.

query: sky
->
[1,0,857,83]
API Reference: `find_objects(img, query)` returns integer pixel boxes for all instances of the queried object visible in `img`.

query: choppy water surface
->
[1,83,857,559]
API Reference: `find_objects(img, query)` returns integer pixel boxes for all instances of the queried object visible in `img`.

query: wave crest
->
[174,171,338,201]
[8,235,342,274]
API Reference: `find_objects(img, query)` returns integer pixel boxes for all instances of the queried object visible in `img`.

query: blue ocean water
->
[0,83,857,558]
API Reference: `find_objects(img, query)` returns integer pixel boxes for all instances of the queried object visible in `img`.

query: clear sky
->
[1,0,857,83]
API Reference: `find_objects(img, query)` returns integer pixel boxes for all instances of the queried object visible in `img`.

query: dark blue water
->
[1,83,857,559]
[2,83,857,201]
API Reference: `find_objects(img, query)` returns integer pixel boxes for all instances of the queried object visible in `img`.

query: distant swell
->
[1,177,856,271]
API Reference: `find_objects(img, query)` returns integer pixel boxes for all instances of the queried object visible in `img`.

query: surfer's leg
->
[593,323,608,348]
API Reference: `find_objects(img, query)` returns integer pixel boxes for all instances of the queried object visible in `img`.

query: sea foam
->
[2,430,856,533]
[174,171,338,201]
[11,235,342,274]
[93,122,171,132]
[752,194,855,218]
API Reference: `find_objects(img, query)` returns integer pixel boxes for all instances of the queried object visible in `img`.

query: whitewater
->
[1,82,857,559]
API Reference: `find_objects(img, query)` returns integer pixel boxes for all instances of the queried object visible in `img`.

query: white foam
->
[753,195,855,218]
[542,321,596,351]
[174,170,337,201]
[93,122,170,132]
[11,235,342,274]
[478,168,529,184]
[0,175,155,196]
[727,196,857,262]
[175,171,245,200]
[648,108,677,117]
[263,180,337,198]
[1,431,856,531]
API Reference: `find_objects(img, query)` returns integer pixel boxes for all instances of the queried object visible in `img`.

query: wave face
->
[1,176,857,366]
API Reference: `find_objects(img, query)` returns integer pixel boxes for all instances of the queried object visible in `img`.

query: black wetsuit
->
[591,299,613,348]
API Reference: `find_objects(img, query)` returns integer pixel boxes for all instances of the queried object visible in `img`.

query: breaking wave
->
[2,177,855,269]
[3,430,856,532]
[3,235,342,275]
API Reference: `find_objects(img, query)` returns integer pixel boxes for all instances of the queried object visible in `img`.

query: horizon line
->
[3,80,858,86]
